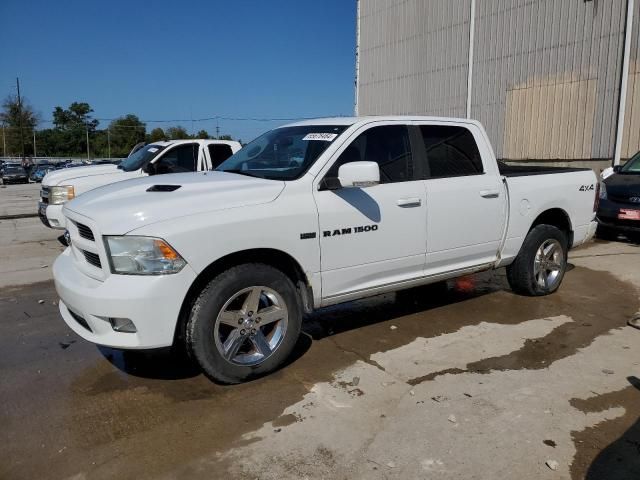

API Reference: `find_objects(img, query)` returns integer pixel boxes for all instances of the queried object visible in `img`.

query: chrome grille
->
[40,186,49,204]
[75,222,95,241]
[610,194,640,205]
[82,250,102,269]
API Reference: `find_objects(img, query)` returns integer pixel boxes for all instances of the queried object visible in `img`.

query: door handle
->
[397,198,422,207]
[480,189,500,199]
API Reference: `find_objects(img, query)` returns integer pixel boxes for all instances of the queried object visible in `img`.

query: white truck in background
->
[39,139,241,229]
[52,116,599,384]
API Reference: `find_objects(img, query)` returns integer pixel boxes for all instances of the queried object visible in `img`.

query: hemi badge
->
[300,232,317,240]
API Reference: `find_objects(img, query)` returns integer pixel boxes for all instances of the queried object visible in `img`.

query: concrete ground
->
[0,218,639,480]
[0,181,41,217]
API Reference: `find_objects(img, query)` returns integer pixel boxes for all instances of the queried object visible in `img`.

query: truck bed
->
[498,161,591,177]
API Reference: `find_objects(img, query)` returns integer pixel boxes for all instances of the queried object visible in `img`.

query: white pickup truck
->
[53,116,598,383]
[39,139,241,229]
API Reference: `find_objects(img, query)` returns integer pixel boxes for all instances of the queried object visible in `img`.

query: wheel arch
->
[529,208,573,247]
[174,248,313,346]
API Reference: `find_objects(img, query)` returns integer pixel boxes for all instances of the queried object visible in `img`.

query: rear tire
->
[506,224,568,296]
[186,263,302,384]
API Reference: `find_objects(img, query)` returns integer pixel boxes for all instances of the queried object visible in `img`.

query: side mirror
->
[338,161,380,188]
[143,162,156,175]
[613,165,621,173]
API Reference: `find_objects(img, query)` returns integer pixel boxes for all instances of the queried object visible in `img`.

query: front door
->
[313,124,427,303]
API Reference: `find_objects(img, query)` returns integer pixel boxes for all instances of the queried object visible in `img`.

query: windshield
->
[5,166,23,173]
[621,152,640,173]
[216,125,348,180]
[118,144,167,172]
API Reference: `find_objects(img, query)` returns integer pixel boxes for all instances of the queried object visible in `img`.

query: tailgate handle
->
[480,189,500,199]
[397,198,422,208]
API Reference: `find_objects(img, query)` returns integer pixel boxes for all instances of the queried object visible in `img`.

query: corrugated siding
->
[622,0,640,159]
[357,0,471,118]
[357,0,634,162]
[485,0,627,160]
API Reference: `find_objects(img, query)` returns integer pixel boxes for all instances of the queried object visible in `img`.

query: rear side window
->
[328,125,413,183]
[419,125,483,178]
[208,144,234,168]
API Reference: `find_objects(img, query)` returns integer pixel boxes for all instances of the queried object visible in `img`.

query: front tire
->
[186,263,302,384]
[506,225,568,296]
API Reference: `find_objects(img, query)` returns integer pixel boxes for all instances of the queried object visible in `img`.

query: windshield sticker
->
[148,147,159,153]
[303,133,338,142]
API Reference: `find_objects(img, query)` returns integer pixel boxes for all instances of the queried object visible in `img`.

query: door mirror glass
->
[613,165,621,173]
[143,162,156,175]
[338,161,380,188]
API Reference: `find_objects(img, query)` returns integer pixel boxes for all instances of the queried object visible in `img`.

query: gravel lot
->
[0,183,639,479]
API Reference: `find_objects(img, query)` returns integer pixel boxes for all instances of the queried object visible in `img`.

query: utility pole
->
[33,131,37,158]
[216,119,220,139]
[107,128,111,158]
[2,125,5,157]
[16,77,25,159]
[86,124,90,161]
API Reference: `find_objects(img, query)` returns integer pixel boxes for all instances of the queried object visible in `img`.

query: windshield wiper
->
[219,169,264,179]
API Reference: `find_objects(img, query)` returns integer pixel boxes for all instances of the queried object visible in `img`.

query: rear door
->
[415,123,506,275]
[313,122,428,302]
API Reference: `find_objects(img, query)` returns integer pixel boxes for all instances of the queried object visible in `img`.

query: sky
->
[0,0,357,142]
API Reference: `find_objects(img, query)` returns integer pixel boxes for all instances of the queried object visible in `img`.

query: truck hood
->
[43,164,119,186]
[604,173,640,196]
[63,171,285,234]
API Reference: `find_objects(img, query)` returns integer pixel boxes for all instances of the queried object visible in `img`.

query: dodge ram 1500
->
[53,116,598,383]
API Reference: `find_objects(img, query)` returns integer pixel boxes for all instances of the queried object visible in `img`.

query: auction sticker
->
[619,209,640,220]
[303,133,338,141]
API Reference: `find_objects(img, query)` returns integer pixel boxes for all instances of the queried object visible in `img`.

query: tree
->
[53,102,99,131]
[107,115,146,157]
[166,126,189,140]
[50,102,100,156]
[218,134,233,141]
[148,127,166,142]
[0,94,39,156]
[195,129,210,139]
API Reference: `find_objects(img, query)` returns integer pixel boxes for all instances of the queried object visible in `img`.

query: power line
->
[36,113,349,125]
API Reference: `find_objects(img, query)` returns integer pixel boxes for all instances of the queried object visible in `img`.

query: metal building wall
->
[621,0,640,158]
[356,0,640,163]
[357,0,471,118]
[479,0,627,161]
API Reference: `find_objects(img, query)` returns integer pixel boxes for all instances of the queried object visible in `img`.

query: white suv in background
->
[39,139,241,229]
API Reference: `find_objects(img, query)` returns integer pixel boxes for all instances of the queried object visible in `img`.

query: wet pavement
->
[1,237,640,479]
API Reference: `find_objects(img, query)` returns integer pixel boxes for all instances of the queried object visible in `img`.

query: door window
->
[419,125,483,178]
[328,125,413,183]
[153,144,199,174]
[208,144,234,168]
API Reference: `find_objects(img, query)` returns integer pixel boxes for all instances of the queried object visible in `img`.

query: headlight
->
[49,185,75,205]
[599,182,607,200]
[104,236,186,275]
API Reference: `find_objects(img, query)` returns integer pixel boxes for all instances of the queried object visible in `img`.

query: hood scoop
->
[146,184,181,192]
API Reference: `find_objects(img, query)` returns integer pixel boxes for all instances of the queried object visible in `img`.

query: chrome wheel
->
[533,239,564,290]
[214,286,288,366]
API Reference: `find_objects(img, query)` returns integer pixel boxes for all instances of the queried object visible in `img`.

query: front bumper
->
[597,199,640,233]
[38,202,66,229]
[53,248,198,349]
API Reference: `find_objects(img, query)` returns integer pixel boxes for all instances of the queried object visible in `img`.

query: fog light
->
[50,219,60,227]
[108,317,137,333]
